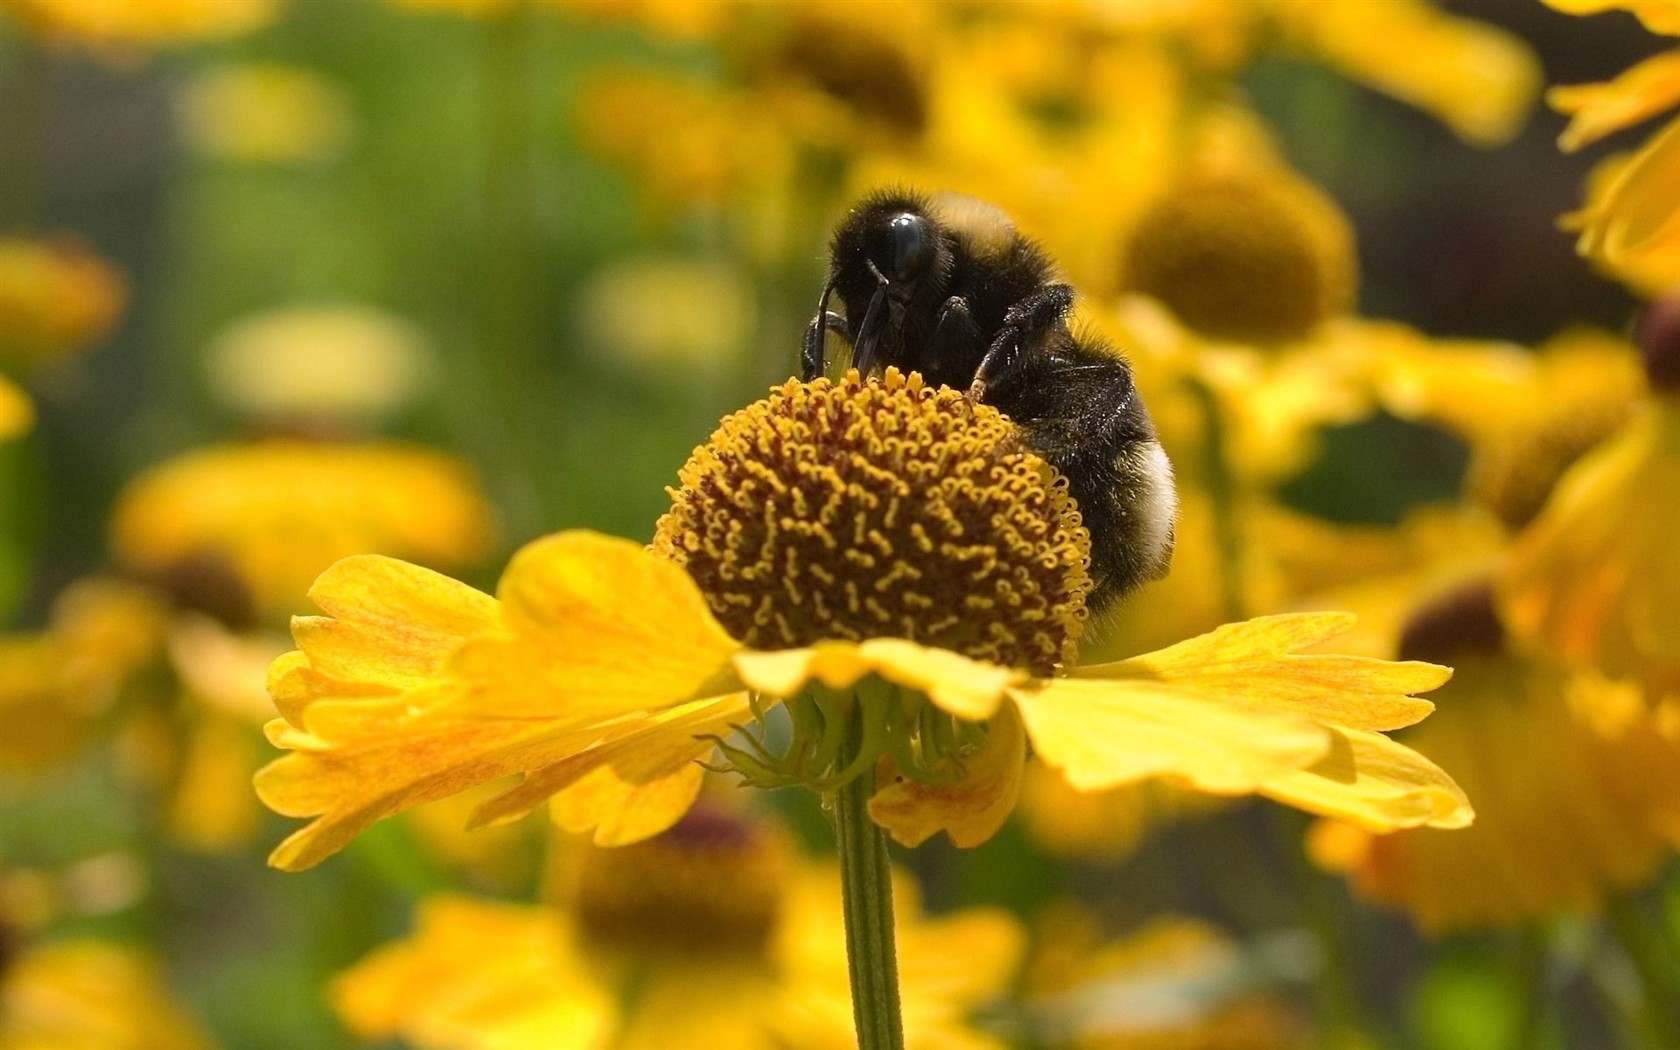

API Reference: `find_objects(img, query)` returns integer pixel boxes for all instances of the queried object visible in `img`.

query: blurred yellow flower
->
[1546,0,1680,292]
[1312,580,1680,933]
[0,579,169,774]
[1120,163,1356,346]
[1025,908,1307,1049]
[335,811,1022,1050]
[257,371,1467,871]
[177,63,353,167]
[0,236,126,372]
[1500,398,1680,694]
[0,377,31,440]
[574,255,756,380]
[0,940,212,1050]
[4,0,277,56]
[202,304,432,427]
[109,439,495,620]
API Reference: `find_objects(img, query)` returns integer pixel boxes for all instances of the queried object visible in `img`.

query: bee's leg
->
[968,285,1075,401]
[925,296,981,386]
[800,310,849,381]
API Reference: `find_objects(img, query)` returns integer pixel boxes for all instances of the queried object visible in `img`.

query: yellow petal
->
[1009,677,1330,794]
[1590,115,1680,265]
[1258,725,1473,831]
[333,896,613,1050]
[290,554,498,692]
[448,531,743,720]
[1075,612,1447,731]
[732,638,1023,719]
[1550,50,1680,151]
[868,704,1026,849]
[467,696,750,843]
[255,695,615,871]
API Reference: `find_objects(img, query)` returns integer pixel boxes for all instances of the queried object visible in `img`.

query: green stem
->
[1188,377,1246,622]
[832,728,905,1050]
[1604,892,1680,1049]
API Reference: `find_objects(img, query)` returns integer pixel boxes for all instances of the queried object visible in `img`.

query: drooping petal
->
[732,638,1024,719]
[868,704,1027,849]
[1257,725,1473,831]
[449,531,744,720]
[1074,612,1447,731]
[466,695,753,844]
[1009,677,1331,794]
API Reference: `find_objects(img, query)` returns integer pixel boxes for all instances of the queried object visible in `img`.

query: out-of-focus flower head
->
[202,304,433,429]
[575,255,756,381]
[1499,299,1680,695]
[177,63,354,167]
[0,938,213,1050]
[1118,121,1356,347]
[1312,577,1680,933]
[334,805,1024,1050]
[0,378,30,441]
[0,578,169,775]
[255,370,1467,872]
[109,439,495,621]
[3,0,278,58]
[1545,0,1680,294]
[1024,906,1308,1049]
[0,236,126,373]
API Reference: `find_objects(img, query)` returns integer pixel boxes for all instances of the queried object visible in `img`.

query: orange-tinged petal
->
[290,554,498,692]
[732,639,1024,718]
[552,761,706,847]
[447,531,743,719]
[1551,50,1680,150]
[1075,612,1447,731]
[1258,725,1473,831]
[1009,677,1330,794]
[868,704,1026,849]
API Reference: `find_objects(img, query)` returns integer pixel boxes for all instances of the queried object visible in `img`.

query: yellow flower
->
[0,940,213,1050]
[1500,397,1680,694]
[0,377,31,441]
[574,255,757,381]
[257,370,1468,871]
[334,809,1022,1050]
[1546,0,1680,292]
[3,0,276,57]
[177,63,353,167]
[201,304,432,427]
[1312,579,1680,933]
[109,439,495,620]
[0,236,126,372]
[0,579,170,774]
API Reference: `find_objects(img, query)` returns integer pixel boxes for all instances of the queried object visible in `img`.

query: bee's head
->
[826,192,951,375]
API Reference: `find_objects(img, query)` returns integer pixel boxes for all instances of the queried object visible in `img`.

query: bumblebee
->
[803,190,1176,613]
